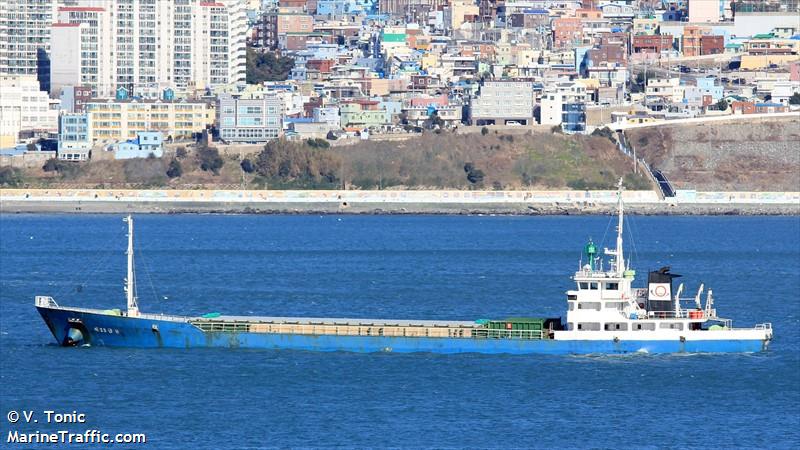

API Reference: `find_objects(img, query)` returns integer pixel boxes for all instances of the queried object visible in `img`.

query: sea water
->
[1,214,798,448]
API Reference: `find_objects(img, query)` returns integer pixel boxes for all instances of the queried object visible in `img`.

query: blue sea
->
[1,214,798,449]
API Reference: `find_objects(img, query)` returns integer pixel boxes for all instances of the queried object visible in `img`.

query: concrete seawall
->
[1,189,798,215]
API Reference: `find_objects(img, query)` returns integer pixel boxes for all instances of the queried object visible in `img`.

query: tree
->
[240,158,255,173]
[253,139,340,186]
[463,162,484,185]
[427,111,444,129]
[481,126,489,136]
[196,145,224,175]
[175,146,187,158]
[0,166,23,186]
[467,168,485,184]
[166,159,182,178]
[246,48,295,84]
[42,158,60,172]
[591,126,615,142]
[306,138,330,149]
[789,92,800,105]
[26,142,37,152]
[715,98,729,111]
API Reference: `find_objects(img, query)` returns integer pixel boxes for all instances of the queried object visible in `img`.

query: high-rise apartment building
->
[0,0,59,91]
[50,0,247,98]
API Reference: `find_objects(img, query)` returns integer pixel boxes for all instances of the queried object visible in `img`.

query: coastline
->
[2,188,798,215]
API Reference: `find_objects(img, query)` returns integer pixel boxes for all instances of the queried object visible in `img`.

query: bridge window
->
[578,302,601,311]
[579,282,589,290]
[605,282,619,290]
[577,322,601,331]
[589,282,599,290]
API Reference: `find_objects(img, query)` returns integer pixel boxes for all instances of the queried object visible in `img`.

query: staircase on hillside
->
[615,130,675,199]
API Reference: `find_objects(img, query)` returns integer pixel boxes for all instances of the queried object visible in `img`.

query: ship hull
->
[37,307,769,354]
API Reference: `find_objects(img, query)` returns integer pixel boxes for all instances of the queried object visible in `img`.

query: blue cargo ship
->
[36,182,773,354]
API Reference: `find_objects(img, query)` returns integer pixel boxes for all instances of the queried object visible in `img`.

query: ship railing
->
[137,312,191,322]
[35,296,58,308]
[636,309,715,320]
[470,329,545,340]
[755,323,772,331]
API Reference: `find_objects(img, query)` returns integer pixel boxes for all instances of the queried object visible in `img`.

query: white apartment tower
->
[50,0,247,98]
[0,0,59,89]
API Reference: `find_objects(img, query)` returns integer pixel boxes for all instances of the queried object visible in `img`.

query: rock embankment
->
[626,117,800,192]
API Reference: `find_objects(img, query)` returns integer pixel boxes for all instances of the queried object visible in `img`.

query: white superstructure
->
[553,179,773,346]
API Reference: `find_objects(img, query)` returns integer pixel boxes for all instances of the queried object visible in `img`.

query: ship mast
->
[604,178,625,276]
[124,215,139,317]
[615,178,625,276]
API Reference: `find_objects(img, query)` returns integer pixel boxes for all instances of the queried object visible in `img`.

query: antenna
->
[705,289,714,315]
[124,215,139,317]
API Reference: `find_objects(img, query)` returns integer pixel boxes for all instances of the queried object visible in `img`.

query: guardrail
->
[471,329,545,340]
[636,309,716,320]
[35,296,58,308]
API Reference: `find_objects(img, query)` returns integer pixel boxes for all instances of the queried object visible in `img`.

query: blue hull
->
[37,307,767,354]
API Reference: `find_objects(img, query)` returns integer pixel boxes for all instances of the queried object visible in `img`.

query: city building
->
[700,35,724,55]
[0,75,59,148]
[217,92,283,143]
[688,0,722,23]
[114,132,164,159]
[85,98,214,142]
[0,0,58,91]
[470,81,534,125]
[58,112,92,161]
[633,35,674,53]
[59,85,94,113]
[50,0,247,98]
[540,82,588,134]
[339,100,391,129]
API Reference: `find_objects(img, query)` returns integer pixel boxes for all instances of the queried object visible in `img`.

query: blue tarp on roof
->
[284,117,314,124]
